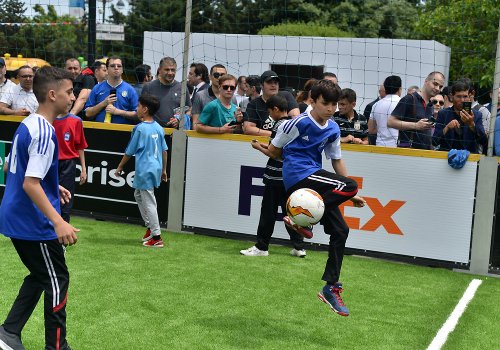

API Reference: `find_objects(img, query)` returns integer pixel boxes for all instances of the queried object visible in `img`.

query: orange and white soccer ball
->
[286,188,325,227]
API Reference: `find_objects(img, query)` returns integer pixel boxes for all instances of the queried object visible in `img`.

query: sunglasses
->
[109,64,122,68]
[212,72,224,78]
[431,99,444,106]
[20,75,34,79]
[221,85,236,91]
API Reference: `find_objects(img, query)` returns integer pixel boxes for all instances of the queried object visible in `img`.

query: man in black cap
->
[0,57,15,101]
[243,70,300,136]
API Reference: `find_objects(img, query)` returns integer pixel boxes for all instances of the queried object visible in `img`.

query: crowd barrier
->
[1,115,499,274]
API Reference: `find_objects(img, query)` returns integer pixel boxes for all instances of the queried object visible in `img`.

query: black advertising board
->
[0,118,172,224]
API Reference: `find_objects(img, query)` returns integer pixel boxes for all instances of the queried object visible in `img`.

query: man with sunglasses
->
[192,64,227,127]
[195,74,242,134]
[430,93,445,118]
[243,70,300,137]
[142,57,192,129]
[0,65,38,116]
[85,56,138,124]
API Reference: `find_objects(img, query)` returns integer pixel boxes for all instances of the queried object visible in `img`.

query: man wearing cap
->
[243,70,300,137]
[0,65,38,116]
[0,58,15,102]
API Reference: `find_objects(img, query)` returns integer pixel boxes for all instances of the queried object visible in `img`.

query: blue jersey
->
[85,80,138,124]
[125,121,168,190]
[272,112,342,190]
[0,114,60,241]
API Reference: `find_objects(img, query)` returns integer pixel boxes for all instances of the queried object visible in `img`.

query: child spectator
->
[240,94,305,257]
[253,79,366,316]
[53,113,88,222]
[115,94,168,247]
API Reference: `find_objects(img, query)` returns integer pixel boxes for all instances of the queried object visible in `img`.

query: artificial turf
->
[0,217,499,349]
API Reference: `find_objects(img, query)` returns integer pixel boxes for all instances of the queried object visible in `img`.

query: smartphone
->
[427,116,437,125]
[462,101,472,113]
[228,120,241,126]
[109,88,117,96]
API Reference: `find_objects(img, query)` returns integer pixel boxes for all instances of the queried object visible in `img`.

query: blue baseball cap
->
[448,149,470,169]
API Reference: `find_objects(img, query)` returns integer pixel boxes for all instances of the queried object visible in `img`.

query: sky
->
[23,0,130,20]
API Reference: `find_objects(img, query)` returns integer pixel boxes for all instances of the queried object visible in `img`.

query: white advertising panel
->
[184,137,477,264]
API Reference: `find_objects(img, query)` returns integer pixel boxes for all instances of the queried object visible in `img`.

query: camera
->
[462,101,472,113]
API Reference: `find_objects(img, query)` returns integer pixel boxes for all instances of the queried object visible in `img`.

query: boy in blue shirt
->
[257,79,366,316]
[0,66,79,350]
[115,94,168,247]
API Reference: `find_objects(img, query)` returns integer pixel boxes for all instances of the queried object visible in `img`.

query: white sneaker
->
[240,246,269,256]
[290,249,307,258]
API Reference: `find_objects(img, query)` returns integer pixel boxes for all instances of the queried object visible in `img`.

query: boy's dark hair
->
[246,75,261,94]
[135,64,151,83]
[266,94,288,112]
[139,94,160,116]
[310,79,341,103]
[451,81,469,95]
[91,60,106,72]
[190,62,209,83]
[322,72,337,79]
[339,88,356,103]
[383,75,402,95]
[33,66,73,103]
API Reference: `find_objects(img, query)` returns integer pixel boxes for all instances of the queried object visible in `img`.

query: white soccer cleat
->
[240,246,269,256]
[290,249,307,258]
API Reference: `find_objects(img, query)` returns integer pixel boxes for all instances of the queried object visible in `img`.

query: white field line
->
[427,279,483,350]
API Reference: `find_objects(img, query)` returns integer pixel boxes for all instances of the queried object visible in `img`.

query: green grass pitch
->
[1,217,499,349]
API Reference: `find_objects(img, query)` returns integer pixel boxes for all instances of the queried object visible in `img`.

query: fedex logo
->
[238,166,406,235]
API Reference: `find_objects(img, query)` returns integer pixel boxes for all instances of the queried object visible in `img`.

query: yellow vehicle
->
[3,53,51,79]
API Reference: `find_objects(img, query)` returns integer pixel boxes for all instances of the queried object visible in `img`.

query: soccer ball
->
[286,188,325,227]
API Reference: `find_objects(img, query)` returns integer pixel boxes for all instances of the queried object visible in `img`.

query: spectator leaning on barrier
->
[92,60,108,84]
[368,75,402,147]
[0,65,38,116]
[297,78,318,114]
[191,63,227,127]
[387,71,445,149]
[243,70,300,137]
[66,58,96,118]
[432,81,487,154]
[133,64,153,97]
[195,74,243,134]
[85,56,138,124]
[188,62,209,102]
[0,57,15,101]
[333,88,368,145]
[142,56,191,129]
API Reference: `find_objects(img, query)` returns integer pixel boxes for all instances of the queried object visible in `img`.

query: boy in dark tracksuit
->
[240,95,305,257]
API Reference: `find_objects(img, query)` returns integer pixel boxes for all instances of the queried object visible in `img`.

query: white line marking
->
[427,279,482,350]
[74,193,136,205]
[85,148,125,156]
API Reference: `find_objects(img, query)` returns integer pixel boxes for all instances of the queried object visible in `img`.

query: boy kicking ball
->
[115,94,168,248]
[256,79,366,316]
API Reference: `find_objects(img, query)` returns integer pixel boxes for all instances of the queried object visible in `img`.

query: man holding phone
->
[85,56,139,124]
[432,81,487,153]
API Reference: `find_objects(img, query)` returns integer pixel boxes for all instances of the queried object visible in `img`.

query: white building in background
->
[143,31,450,112]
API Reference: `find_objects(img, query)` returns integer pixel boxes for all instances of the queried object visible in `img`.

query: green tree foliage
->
[0,0,27,55]
[258,22,353,38]
[413,0,500,88]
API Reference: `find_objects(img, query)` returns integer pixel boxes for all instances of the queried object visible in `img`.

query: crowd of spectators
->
[0,56,499,155]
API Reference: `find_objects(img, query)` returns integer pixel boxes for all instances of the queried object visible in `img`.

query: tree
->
[258,22,353,38]
[413,0,500,88]
[0,0,27,55]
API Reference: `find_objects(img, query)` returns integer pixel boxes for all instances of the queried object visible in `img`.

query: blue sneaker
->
[317,282,350,316]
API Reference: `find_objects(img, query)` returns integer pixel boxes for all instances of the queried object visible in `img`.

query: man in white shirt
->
[368,75,402,147]
[0,57,15,101]
[234,75,248,106]
[0,65,38,116]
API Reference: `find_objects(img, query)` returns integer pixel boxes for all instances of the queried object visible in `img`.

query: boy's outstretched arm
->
[251,140,282,160]
[23,177,79,245]
[115,155,131,177]
[161,150,168,182]
[331,158,366,208]
[78,149,87,185]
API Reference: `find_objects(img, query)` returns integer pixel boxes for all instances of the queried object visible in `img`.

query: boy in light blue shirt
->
[115,94,168,247]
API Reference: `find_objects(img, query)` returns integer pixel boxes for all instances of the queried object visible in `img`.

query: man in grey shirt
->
[191,63,228,128]
[142,57,191,128]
